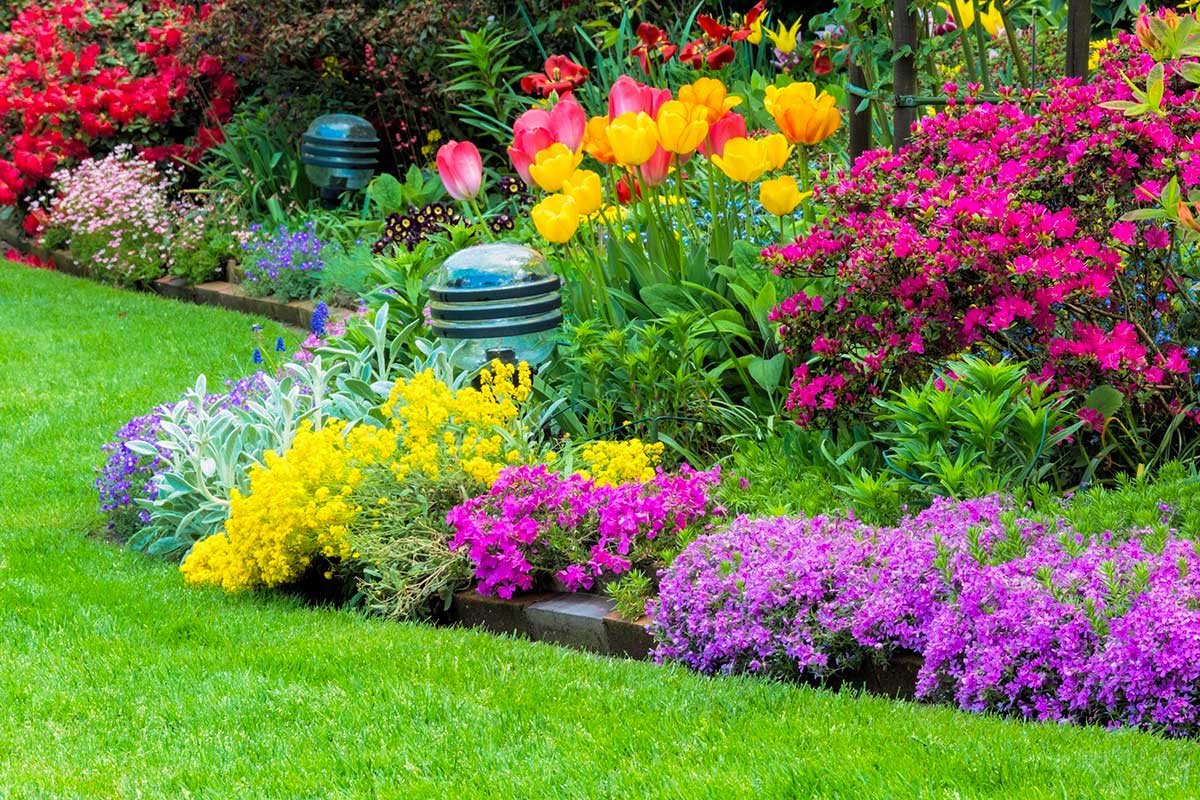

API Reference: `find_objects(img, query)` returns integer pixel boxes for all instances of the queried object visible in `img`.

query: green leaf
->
[367,174,406,216]
[747,353,786,393]
[1084,385,1124,419]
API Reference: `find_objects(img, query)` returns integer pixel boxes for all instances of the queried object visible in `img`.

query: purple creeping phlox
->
[764,28,1200,429]
[446,463,723,599]
[650,495,1200,735]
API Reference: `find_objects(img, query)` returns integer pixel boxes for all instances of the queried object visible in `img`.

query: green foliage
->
[345,472,472,620]
[607,570,653,621]
[1039,461,1200,541]
[717,423,841,519]
[872,357,1081,498]
[169,213,239,285]
[192,99,317,225]
[441,25,527,153]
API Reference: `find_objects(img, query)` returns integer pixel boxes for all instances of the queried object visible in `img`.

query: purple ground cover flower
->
[447,463,723,599]
[650,496,1200,735]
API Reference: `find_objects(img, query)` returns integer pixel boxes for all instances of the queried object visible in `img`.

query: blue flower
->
[252,348,263,364]
[311,301,329,337]
[275,336,286,352]
[251,324,263,333]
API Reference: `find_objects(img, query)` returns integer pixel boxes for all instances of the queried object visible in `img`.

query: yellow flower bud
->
[531,193,581,243]
[606,111,660,167]
[710,137,770,183]
[562,169,603,216]
[759,175,806,216]
[765,18,802,54]
[655,100,710,156]
[528,143,583,192]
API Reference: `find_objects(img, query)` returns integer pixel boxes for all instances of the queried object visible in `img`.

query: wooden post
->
[848,58,871,163]
[892,0,918,152]
[1066,0,1091,78]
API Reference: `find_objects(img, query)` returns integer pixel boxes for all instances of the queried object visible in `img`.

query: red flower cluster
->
[631,23,676,74]
[520,54,589,98]
[0,0,235,205]
[679,1,765,70]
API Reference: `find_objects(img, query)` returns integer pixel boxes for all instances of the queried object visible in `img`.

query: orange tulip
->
[764,83,842,146]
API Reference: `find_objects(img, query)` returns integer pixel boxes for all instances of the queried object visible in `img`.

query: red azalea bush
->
[766,28,1200,432]
[0,0,235,205]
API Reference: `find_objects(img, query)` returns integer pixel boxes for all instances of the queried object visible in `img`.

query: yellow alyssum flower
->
[528,143,583,193]
[562,169,603,216]
[181,420,396,592]
[711,137,770,183]
[761,132,795,170]
[606,112,660,167]
[759,175,807,216]
[575,439,665,486]
[765,82,842,146]
[678,77,743,124]
[765,18,803,54]
[531,193,581,243]
[655,100,710,155]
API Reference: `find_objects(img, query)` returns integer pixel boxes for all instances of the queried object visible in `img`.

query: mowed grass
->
[0,260,1198,799]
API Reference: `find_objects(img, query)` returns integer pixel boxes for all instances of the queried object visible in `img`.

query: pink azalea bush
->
[447,463,723,599]
[651,496,1200,734]
[766,29,1200,429]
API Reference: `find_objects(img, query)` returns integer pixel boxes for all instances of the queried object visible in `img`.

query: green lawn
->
[1,260,1198,799]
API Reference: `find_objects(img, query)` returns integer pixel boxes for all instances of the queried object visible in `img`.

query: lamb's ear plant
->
[127,359,380,560]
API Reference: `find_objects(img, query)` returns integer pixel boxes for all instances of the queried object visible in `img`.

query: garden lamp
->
[427,243,563,370]
[300,114,379,207]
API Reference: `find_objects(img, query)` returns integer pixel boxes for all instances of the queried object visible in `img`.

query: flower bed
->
[652,496,1200,734]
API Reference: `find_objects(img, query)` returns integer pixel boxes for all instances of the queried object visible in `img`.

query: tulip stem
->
[948,1,978,85]
[465,198,491,240]
[797,144,816,226]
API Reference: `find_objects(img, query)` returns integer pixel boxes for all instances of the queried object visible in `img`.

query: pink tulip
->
[700,111,747,158]
[639,146,672,187]
[507,101,585,186]
[549,95,586,152]
[508,109,556,185]
[608,75,671,120]
[436,140,483,201]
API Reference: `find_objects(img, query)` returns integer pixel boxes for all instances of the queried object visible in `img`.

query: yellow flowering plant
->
[181,360,552,597]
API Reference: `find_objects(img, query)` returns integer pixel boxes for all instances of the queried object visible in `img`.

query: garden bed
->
[0,218,340,330]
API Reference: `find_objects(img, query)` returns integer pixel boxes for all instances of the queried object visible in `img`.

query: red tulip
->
[436,140,483,201]
[520,54,589,98]
[632,24,677,74]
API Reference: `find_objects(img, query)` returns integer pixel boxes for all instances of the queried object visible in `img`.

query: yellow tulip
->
[528,143,583,192]
[761,132,794,170]
[583,116,617,165]
[710,137,770,183]
[759,176,806,216]
[978,4,1003,35]
[678,77,743,125]
[765,18,803,54]
[764,83,842,146]
[606,111,660,167]
[531,194,581,243]
[656,100,710,155]
[940,0,975,30]
[747,12,767,45]
[562,169,602,216]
